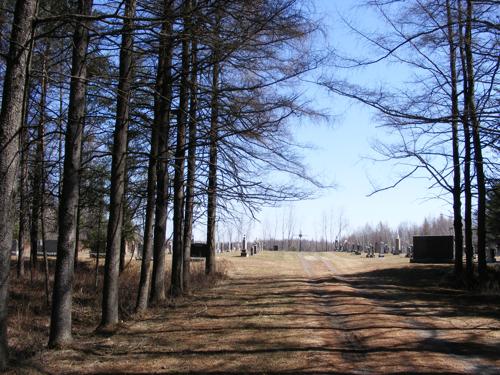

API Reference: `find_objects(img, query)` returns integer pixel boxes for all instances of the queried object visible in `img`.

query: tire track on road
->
[318,255,492,374]
[298,253,372,375]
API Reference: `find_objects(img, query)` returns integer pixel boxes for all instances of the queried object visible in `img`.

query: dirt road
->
[29,252,500,374]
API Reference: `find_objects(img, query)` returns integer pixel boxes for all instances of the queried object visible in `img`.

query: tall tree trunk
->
[457,0,474,279]
[95,201,103,288]
[31,45,49,282]
[206,6,221,275]
[119,173,129,274]
[39,58,49,305]
[150,0,174,304]
[99,0,136,332]
[183,4,198,292]
[464,0,486,278]
[136,0,171,311]
[0,0,38,368]
[171,0,191,297]
[446,0,463,277]
[119,195,128,273]
[17,42,34,279]
[49,0,93,348]
[74,192,81,270]
[135,123,158,311]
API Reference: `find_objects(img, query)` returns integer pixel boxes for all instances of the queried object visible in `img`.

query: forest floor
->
[9,252,500,374]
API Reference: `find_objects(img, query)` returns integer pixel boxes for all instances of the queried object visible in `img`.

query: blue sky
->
[238,0,453,242]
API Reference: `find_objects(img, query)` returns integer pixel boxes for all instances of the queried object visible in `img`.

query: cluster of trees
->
[322,0,498,279]
[0,0,321,368]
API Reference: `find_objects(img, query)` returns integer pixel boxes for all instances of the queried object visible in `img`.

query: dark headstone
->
[37,240,57,257]
[487,247,496,263]
[411,235,453,263]
[191,242,208,258]
[241,235,248,257]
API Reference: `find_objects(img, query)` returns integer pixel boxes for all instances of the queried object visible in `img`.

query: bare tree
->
[0,0,38,368]
[151,0,174,303]
[100,0,136,332]
[205,1,221,275]
[182,0,199,292]
[49,0,93,348]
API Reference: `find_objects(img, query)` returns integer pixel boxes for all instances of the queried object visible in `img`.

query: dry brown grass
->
[7,254,228,371]
[7,252,500,374]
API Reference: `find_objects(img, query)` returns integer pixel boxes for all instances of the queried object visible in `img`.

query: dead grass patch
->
[7,254,229,371]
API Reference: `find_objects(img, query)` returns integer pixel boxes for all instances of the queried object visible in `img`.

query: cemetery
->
[1,0,498,373]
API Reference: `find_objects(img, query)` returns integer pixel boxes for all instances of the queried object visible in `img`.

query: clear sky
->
[231,0,453,242]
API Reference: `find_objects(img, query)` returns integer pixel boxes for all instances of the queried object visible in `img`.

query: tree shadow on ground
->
[17,265,500,374]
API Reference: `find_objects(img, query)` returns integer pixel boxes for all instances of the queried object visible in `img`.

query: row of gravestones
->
[240,235,263,257]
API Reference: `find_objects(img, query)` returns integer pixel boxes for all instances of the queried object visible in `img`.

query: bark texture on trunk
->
[49,0,92,348]
[465,0,486,277]
[150,0,174,304]
[183,6,198,291]
[446,0,463,277]
[17,81,30,279]
[457,0,474,279]
[31,48,49,282]
[100,0,136,331]
[0,0,38,368]
[171,0,191,297]
[206,7,221,276]
[137,0,173,311]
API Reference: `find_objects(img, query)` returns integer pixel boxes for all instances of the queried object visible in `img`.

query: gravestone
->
[395,237,401,254]
[366,244,375,258]
[379,243,386,258]
[241,235,248,257]
[486,247,496,263]
[37,240,58,257]
[411,235,454,263]
[191,242,208,258]
[405,245,412,258]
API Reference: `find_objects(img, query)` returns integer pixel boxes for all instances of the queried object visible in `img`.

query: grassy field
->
[8,251,500,374]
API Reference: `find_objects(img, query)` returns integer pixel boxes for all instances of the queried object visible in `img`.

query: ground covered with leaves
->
[7,252,500,374]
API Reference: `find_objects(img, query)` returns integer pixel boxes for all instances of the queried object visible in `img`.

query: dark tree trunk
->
[465,0,486,278]
[457,0,474,279]
[0,0,37,368]
[119,172,129,274]
[150,0,174,304]
[74,193,81,270]
[171,0,191,297]
[446,0,463,277]
[136,0,172,311]
[20,31,36,281]
[206,7,221,276]
[17,51,33,279]
[31,46,49,282]
[94,202,104,288]
[135,125,158,311]
[183,6,198,292]
[49,0,93,348]
[100,0,136,332]
[119,205,127,273]
[39,57,49,305]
